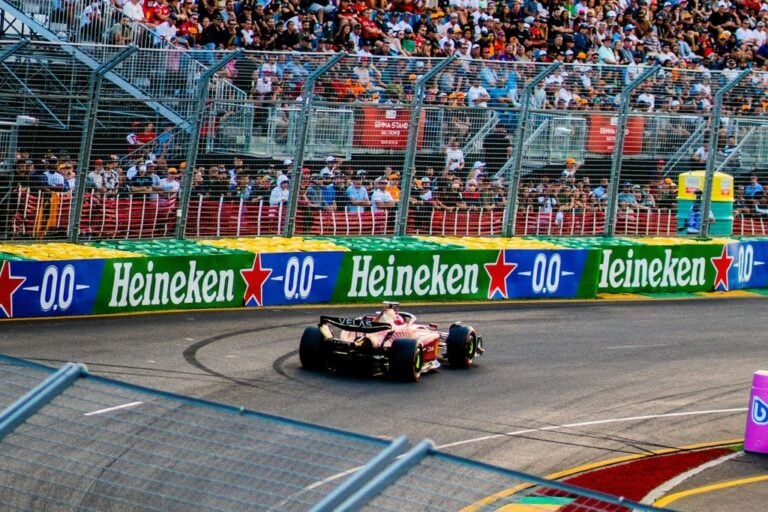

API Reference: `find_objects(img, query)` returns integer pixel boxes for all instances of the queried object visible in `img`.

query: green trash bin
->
[676,170,733,235]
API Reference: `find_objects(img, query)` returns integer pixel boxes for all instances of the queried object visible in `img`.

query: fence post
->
[502,62,561,237]
[603,64,659,238]
[282,52,346,238]
[699,69,751,238]
[396,55,458,236]
[0,40,30,239]
[68,45,138,243]
[175,48,243,239]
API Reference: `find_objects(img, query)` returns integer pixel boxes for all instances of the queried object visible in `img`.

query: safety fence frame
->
[0,354,674,512]
[0,39,767,241]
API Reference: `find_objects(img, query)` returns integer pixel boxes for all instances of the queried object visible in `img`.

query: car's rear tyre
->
[390,338,422,382]
[446,325,476,369]
[299,327,327,371]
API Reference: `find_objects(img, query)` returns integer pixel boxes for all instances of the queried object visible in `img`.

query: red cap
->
[94,159,103,164]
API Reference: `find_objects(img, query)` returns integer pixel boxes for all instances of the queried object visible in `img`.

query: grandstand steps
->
[0,0,188,130]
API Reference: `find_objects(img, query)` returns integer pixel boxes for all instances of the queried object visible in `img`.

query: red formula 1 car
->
[299,303,483,382]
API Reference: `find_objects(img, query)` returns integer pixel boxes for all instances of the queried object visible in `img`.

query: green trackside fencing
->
[0,355,675,512]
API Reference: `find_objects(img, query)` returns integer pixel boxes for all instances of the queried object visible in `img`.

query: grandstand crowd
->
[8,0,768,239]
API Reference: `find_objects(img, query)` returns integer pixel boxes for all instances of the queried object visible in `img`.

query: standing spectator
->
[745,174,764,198]
[158,167,181,197]
[346,172,371,212]
[444,138,465,174]
[86,159,105,193]
[269,175,291,206]
[370,177,395,213]
[483,123,511,176]
[305,174,325,209]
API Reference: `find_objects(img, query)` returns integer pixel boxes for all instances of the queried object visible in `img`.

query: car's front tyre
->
[446,325,477,369]
[299,326,328,371]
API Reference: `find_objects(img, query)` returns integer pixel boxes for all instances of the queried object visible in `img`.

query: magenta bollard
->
[745,370,768,453]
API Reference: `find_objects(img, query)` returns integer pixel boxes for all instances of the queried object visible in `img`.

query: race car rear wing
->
[319,316,392,333]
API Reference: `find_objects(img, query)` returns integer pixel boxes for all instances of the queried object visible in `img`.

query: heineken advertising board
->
[92,252,345,314]
[332,249,598,303]
[595,244,734,293]
[0,252,346,319]
[720,241,768,291]
[0,241,760,320]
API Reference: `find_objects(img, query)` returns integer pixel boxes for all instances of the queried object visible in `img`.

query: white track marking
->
[83,401,143,416]
[607,344,672,349]
[641,452,742,505]
[435,408,747,449]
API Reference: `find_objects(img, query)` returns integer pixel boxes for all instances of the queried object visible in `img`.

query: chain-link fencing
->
[0,355,674,512]
[1,35,768,242]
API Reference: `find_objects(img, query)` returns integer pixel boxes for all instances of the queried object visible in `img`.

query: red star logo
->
[710,245,734,291]
[240,254,272,306]
[484,250,517,299]
[0,261,25,318]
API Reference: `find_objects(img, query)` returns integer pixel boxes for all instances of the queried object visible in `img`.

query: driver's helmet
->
[377,302,404,326]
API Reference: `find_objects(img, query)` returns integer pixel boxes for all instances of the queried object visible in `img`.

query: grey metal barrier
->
[0,354,677,512]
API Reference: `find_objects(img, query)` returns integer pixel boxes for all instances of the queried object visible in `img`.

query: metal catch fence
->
[0,36,767,242]
[0,355,674,512]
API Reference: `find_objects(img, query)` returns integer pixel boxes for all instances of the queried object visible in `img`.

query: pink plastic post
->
[745,371,768,454]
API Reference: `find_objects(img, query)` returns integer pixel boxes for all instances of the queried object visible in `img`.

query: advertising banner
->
[721,241,768,291]
[586,114,644,155]
[595,244,733,293]
[332,249,597,303]
[92,252,346,315]
[354,107,425,149]
[0,259,105,319]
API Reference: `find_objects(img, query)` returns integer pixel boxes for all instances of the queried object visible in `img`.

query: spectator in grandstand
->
[129,164,155,195]
[157,167,180,197]
[155,124,176,158]
[383,168,401,201]
[41,161,66,192]
[719,134,741,171]
[371,177,396,213]
[107,15,134,46]
[463,179,482,209]
[682,190,715,234]
[319,156,339,178]
[561,157,580,181]
[135,122,157,147]
[655,178,677,210]
[85,159,104,192]
[326,173,348,211]
[306,174,326,209]
[229,172,253,202]
[191,167,207,197]
[97,156,120,194]
[346,172,371,212]
[617,182,639,209]
[745,174,764,197]
[270,175,291,206]
[444,138,465,175]
[483,123,512,176]
[440,178,469,210]
[691,141,708,166]
[123,0,147,23]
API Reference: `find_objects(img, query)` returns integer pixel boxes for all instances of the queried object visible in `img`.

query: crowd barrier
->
[11,189,768,240]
